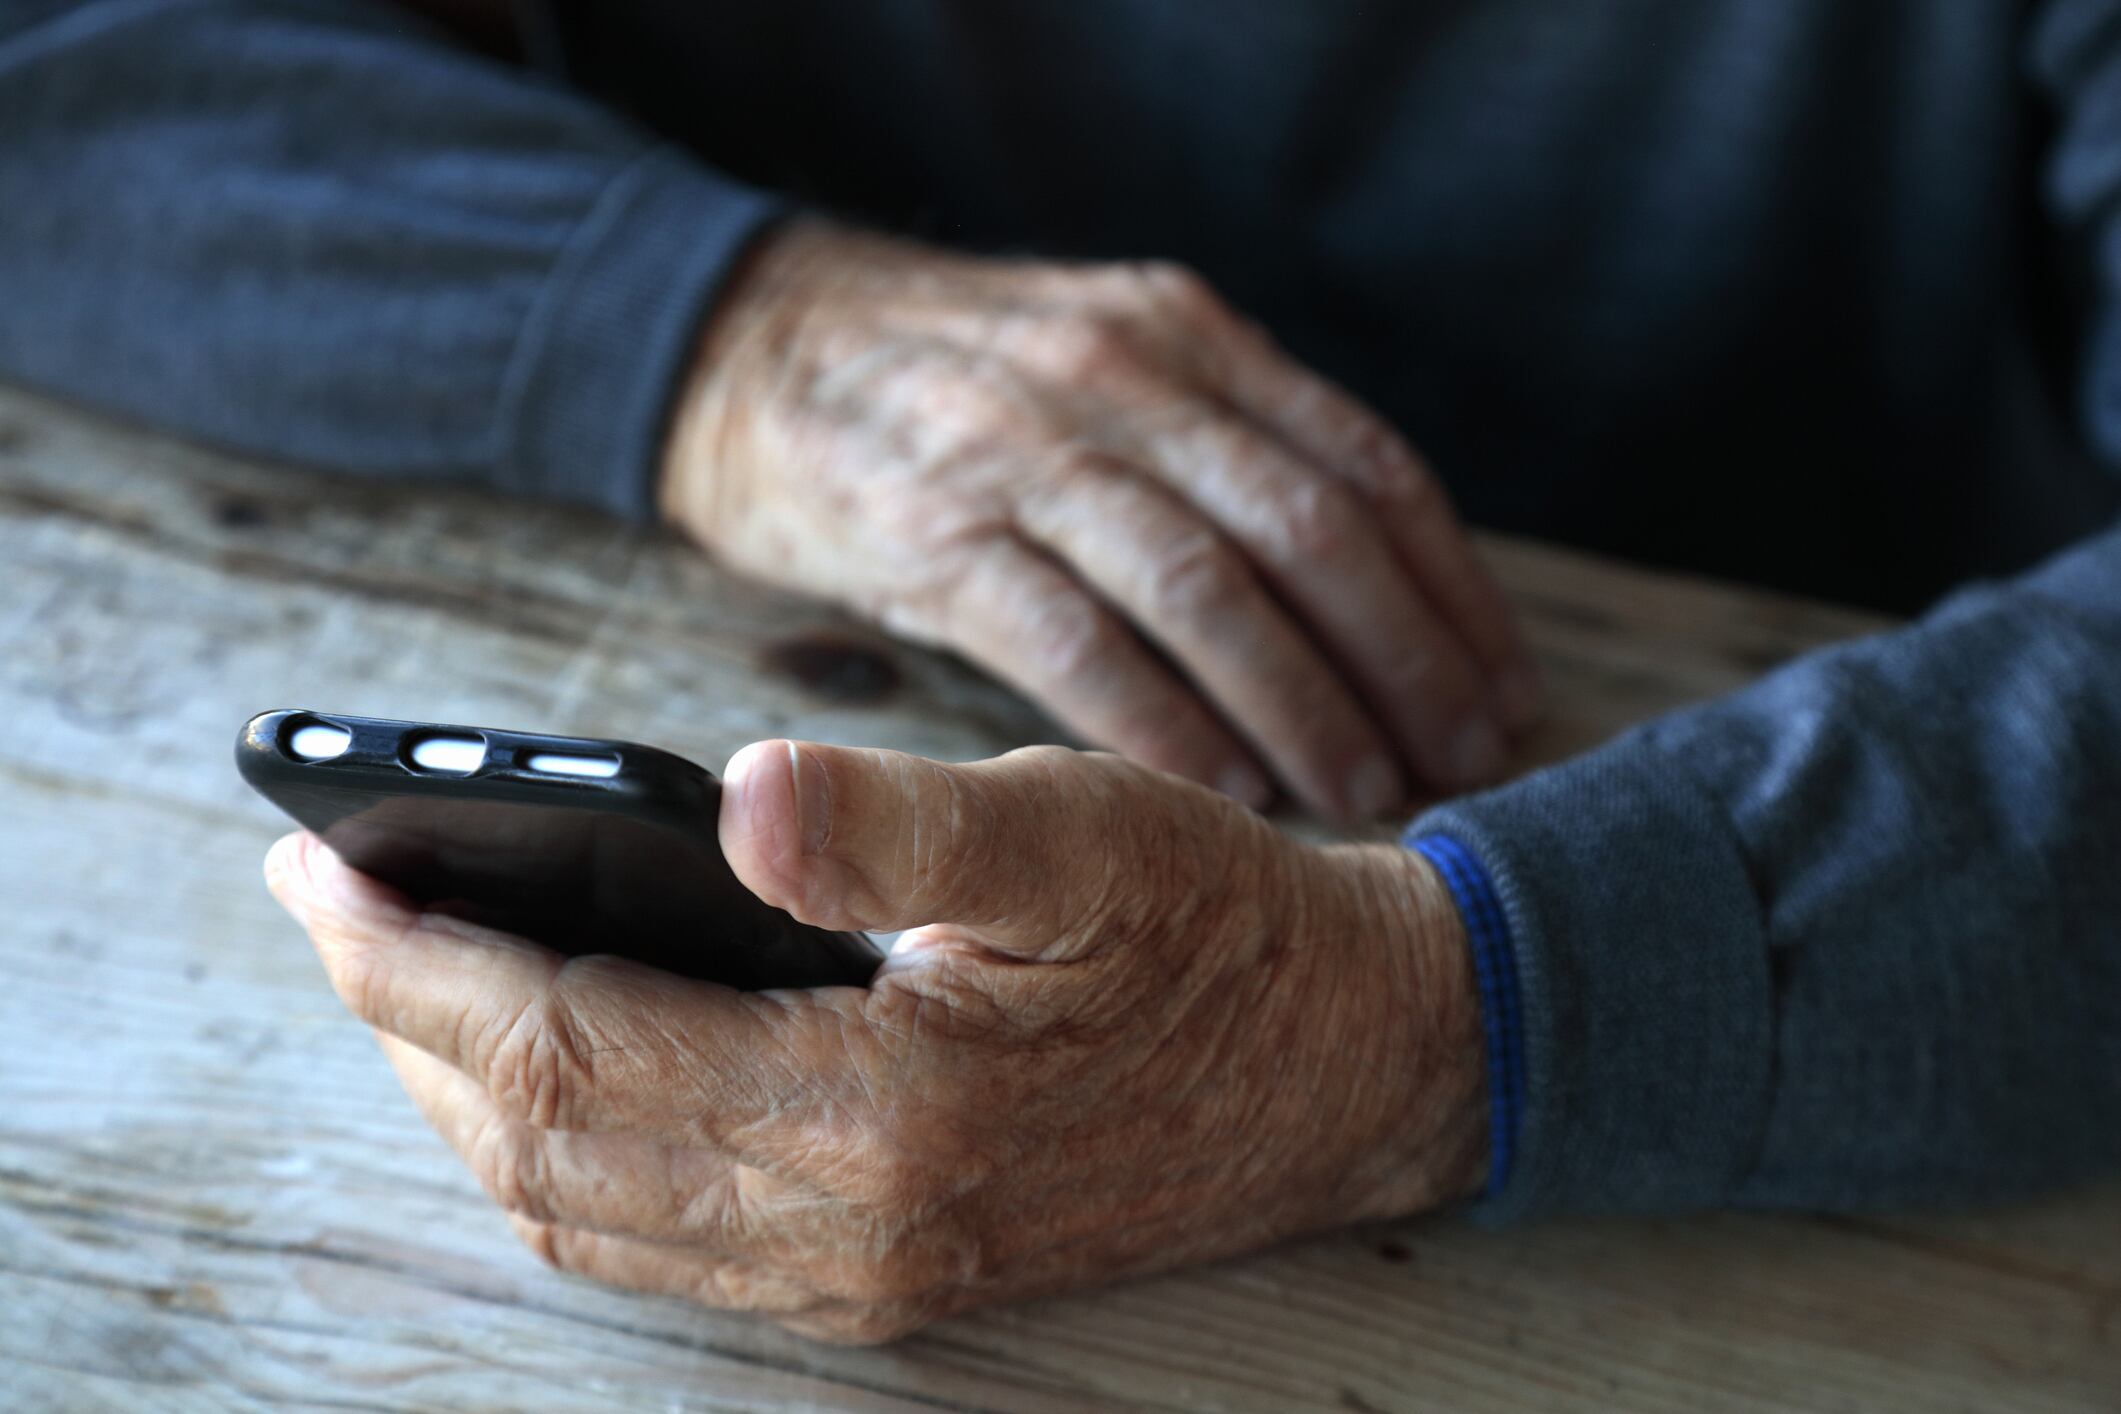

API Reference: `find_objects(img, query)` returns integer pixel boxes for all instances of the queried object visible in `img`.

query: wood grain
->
[1,383,2113,1413]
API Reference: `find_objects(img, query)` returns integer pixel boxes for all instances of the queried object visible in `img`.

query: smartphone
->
[235,709,882,990]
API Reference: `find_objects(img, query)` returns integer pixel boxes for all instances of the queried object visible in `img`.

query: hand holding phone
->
[261,737,1484,1342]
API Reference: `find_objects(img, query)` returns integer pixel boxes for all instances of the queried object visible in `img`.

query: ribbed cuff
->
[1411,732,1774,1223]
[1407,833,1524,1199]
[496,145,783,522]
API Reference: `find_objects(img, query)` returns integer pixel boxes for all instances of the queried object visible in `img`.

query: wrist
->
[655,217,843,544]
[1313,841,1490,1217]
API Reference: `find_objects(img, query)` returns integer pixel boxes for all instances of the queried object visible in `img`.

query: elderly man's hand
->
[265,741,1488,1343]
[661,222,1538,819]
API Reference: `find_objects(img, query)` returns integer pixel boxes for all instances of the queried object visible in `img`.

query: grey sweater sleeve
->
[1412,2,2121,1219]
[1416,528,2121,1220]
[0,0,780,519]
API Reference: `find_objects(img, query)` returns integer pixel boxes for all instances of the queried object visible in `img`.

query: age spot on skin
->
[760,631,902,705]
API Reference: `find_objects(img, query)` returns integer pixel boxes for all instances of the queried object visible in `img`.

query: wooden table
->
[3,381,2115,1412]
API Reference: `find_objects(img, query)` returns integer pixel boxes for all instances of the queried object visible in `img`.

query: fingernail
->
[1345,753,1404,819]
[1217,760,1272,810]
[1444,717,1507,789]
[1497,662,1544,732]
[788,743,834,855]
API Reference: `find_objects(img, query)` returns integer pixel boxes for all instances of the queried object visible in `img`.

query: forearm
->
[0,0,780,517]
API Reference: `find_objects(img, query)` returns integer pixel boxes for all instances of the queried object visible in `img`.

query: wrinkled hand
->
[266,741,1487,1343]
[661,222,1539,818]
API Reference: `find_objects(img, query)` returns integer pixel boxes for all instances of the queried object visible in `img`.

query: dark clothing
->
[3,0,2117,1218]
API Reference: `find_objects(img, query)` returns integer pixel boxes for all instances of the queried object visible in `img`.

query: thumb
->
[719,740,1116,948]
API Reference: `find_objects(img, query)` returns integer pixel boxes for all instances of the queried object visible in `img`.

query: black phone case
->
[236,709,881,990]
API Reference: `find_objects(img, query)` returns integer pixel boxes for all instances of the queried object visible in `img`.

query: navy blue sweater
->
[3,0,2116,1216]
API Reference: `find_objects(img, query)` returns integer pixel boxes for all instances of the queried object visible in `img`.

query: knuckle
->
[1143,530,1246,614]
[834,1219,986,1312]
[831,1153,991,1307]
[689,1262,762,1309]
[1133,259,1220,319]
[513,1216,567,1272]
[483,995,590,1131]
[323,937,387,1025]
[684,1177,749,1250]
[1045,441,1129,486]
[1380,638,1447,697]
[1023,592,1125,681]
[837,1237,932,1306]
[842,1138,939,1214]
[935,378,1033,442]
[1375,453,1443,518]
[470,1117,550,1220]
[318,918,410,1028]
[820,1159,961,1307]
[1045,312,1141,379]
[837,1262,914,1308]
[693,1261,822,1315]
[1007,742,1082,777]
[1270,477,1364,563]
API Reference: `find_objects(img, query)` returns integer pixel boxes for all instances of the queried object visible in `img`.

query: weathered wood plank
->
[2,383,2114,1412]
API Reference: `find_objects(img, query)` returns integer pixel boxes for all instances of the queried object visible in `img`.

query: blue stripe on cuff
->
[1409,832,1524,1198]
